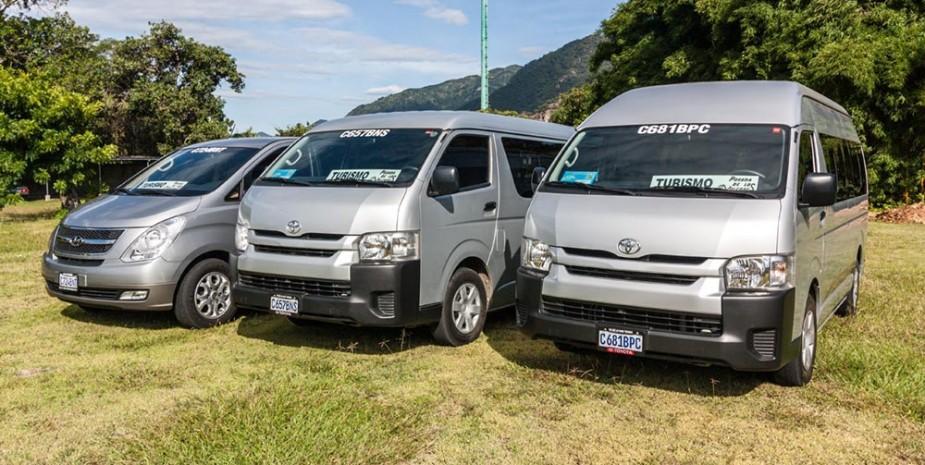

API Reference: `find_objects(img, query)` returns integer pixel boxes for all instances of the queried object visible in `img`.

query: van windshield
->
[117,146,258,197]
[544,124,790,198]
[257,129,442,187]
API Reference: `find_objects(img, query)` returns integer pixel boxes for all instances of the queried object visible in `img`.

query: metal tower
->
[480,0,489,110]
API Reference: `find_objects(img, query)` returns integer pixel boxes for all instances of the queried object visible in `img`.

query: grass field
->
[1,201,923,465]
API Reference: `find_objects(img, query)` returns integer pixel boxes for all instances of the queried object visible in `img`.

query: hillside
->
[347,65,521,116]
[348,34,600,116]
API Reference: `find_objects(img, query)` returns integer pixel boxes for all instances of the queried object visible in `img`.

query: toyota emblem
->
[286,220,302,235]
[617,238,641,255]
[69,236,84,247]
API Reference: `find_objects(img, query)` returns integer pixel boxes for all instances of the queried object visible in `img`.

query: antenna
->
[480,0,489,111]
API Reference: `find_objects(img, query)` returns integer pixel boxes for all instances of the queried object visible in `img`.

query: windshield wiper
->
[133,189,178,197]
[112,187,139,196]
[641,186,761,199]
[258,177,318,187]
[544,181,636,196]
[321,178,395,188]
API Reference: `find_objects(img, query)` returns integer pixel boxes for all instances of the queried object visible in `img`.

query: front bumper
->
[232,259,438,327]
[516,268,799,372]
[42,253,177,310]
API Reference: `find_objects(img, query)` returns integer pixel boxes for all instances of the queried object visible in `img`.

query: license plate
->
[269,295,299,315]
[598,328,644,355]
[58,273,78,292]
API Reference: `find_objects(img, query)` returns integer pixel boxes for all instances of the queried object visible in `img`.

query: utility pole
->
[480,0,489,111]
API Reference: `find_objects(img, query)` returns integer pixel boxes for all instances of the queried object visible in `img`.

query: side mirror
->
[801,172,837,207]
[430,166,460,197]
[531,167,547,193]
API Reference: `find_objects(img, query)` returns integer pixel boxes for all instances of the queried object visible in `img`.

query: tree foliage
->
[0,67,116,206]
[567,0,925,205]
[101,21,245,157]
[275,122,313,137]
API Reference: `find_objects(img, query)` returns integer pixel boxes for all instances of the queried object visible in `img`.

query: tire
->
[837,260,862,317]
[774,293,817,386]
[433,267,488,346]
[173,258,236,329]
[287,317,313,327]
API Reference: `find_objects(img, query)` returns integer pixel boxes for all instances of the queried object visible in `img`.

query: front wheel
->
[774,293,817,386]
[174,259,236,329]
[432,267,488,346]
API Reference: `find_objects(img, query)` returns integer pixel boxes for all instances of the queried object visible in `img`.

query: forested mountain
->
[346,65,521,116]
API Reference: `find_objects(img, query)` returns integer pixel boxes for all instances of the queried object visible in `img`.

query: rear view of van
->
[517,81,867,385]
[233,112,572,345]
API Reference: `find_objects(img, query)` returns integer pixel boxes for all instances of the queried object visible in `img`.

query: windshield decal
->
[340,129,391,138]
[190,147,227,153]
[637,124,710,135]
[559,171,599,184]
[270,169,296,179]
[326,169,401,182]
[138,180,188,190]
[650,175,759,191]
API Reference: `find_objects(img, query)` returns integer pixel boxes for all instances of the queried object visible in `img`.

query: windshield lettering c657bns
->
[258,129,442,187]
[545,124,790,198]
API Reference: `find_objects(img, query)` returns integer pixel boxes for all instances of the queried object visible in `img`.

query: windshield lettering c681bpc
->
[544,124,790,198]
[259,129,442,187]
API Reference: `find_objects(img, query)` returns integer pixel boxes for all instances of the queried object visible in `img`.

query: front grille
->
[542,297,722,336]
[752,329,777,359]
[54,226,123,255]
[46,280,121,300]
[55,256,104,267]
[375,292,396,318]
[253,230,344,241]
[238,271,350,297]
[565,265,698,286]
[253,244,337,258]
[561,247,707,265]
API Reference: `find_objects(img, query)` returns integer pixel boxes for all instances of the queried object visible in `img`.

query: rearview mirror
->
[801,172,837,207]
[430,166,460,197]
[531,167,547,193]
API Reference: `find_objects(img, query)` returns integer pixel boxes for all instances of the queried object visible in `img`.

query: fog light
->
[119,290,148,301]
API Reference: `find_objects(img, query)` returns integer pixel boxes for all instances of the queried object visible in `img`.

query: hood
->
[63,194,201,229]
[526,194,782,259]
[242,186,407,235]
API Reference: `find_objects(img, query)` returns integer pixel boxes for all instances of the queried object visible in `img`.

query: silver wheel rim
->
[801,310,816,369]
[451,282,482,334]
[194,271,232,319]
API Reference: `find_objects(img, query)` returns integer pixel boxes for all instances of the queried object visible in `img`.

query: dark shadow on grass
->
[484,308,766,397]
[60,305,180,330]
[235,312,434,355]
[0,205,60,222]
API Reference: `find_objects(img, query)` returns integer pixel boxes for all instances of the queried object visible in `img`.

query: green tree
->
[275,121,313,137]
[102,22,245,157]
[550,84,596,126]
[577,0,925,205]
[0,67,116,208]
[0,0,65,17]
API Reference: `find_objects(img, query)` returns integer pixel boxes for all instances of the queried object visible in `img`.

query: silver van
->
[43,137,293,328]
[232,112,572,345]
[517,81,867,386]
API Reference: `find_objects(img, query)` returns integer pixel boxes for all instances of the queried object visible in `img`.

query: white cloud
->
[395,0,468,26]
[366,85,405,96]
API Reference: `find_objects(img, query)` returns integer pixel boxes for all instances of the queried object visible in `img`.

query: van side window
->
[797,131,815,201]
[437,135,490,190]
[502,137,563,198]
[821,134,866,201]
[243,147,286,191]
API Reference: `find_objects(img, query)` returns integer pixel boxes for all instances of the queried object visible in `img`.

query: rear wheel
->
[837,260,862,317]
[433,267,488,346]
[774,293,817,386]
[174,259,236,329]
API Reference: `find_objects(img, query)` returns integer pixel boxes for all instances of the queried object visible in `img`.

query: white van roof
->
[313,111,575,141]
[580,81,857,140]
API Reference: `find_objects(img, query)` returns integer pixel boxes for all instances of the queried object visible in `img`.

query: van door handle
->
[483,201,497,212]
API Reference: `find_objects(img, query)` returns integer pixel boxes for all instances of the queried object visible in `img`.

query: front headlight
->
[358,231,419,262]
[724,255,792,290]
[121,216,186,263]
[522,238,552,273]
[234,213,249,253]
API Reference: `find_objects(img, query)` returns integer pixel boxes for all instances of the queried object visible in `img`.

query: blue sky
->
[59,0,617,133]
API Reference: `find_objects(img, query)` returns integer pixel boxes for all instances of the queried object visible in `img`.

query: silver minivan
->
[43,137,293,328]
[232,112,572,345]
[517,81,867,385]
